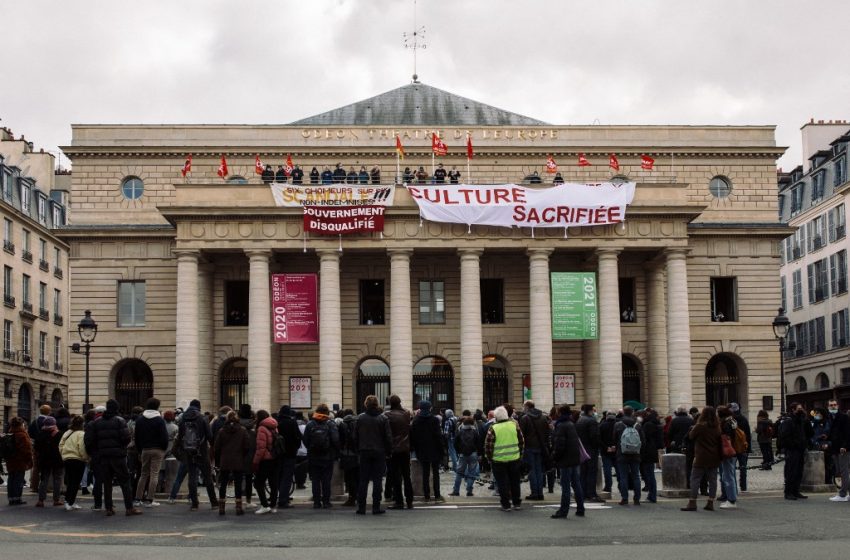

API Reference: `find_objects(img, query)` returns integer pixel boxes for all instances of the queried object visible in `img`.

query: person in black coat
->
[321,166,334,184]
[291,165,304,185]
[275,165,287,183]
[353,395,393,514]
[84,399,141,516]
[598,412,617,493]
[730,403,752,491]
[261,164,275,184]
[781,402,815,500]
[276,405,303,509]
[551,405,585,518]
[370,166,381,185]
[827,399,850,500]
[132,398,168,506]
[333,164,346,184]
[410,400,445,503]
[309,166,320,184]
[34,416,63,507]
[176,400,218,510]
[576,404,602,502]
[639,409,662,503]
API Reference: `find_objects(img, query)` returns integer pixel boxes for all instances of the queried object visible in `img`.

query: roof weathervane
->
[403,0,426,83]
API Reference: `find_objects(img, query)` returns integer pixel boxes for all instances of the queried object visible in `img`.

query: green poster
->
[551,272,598,340]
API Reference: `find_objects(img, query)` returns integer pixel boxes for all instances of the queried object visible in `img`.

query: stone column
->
[646,263,669,412]
[246,250,272,412]
[528,249,554,412]
[582,338,600,407]
[318,250,343,407]
[389,249,413,407]
[459,249,484,412]
[666,248,693,409]
[197,263,215,409]
[597,248,623,413]
[174,250,200,409]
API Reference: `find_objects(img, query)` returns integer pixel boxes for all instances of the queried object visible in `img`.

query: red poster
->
[271,274,318,344]
[303,205,385,235]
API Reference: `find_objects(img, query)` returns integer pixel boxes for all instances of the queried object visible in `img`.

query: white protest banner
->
[270,184,395,207]
[406,182,635,228]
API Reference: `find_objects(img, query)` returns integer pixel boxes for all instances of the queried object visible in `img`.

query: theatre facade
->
[60,82,789,416]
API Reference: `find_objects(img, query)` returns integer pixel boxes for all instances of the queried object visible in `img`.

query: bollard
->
[801,450,834,493]
[659,453,690,498]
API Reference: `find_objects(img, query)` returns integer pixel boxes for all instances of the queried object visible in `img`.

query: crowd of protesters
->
[2,395,849,519]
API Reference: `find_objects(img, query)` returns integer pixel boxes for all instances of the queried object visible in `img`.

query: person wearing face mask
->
[827,400,850,502]
[779,402,814,500]
[810,407,832,486]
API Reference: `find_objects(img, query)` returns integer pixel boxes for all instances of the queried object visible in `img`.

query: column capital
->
[173,249,200,261]
[244,249,272,260]
[595,247,623,258]
[458,248,484,259]
[526,248,554,259]
[316,248,341,261]
[387,248,413,258]
[664,247,689,260]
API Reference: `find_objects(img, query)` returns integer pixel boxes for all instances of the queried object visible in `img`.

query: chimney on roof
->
[801,118,850,172]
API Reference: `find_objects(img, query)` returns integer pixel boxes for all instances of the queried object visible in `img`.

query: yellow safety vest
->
[491,421,520,463]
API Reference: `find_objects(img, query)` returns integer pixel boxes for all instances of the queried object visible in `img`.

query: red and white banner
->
[272,274,318,344]
[303,206,385,235]
[407,182,636,228]
[270,184,395,207]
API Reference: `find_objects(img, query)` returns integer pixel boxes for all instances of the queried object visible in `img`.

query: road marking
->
[0,525,203,539]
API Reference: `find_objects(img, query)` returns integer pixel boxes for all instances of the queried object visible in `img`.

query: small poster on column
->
[272,274,319,343]
[289,377,312,409]
[554,374,576,405]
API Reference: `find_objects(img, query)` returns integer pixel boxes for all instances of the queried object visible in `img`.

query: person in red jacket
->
[5,417,33,505]
[252,410,279,514]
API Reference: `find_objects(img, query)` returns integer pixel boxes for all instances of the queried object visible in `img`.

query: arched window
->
[356,358,390,413]
[705,354,740,407]
[794,376,808,393]
[114,359,154,415]
[622,355,642,405]
[483,355,509,413]
[227,175,247,184]
[17,383,33,423]
[220,358,248,410]
[413,356,454,412]
[815,372,830,389]
[51,388,64,409]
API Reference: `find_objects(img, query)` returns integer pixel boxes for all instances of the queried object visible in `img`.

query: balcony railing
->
[53,362,63,373]
[22,249,33,263]
[53,267,63,279]
[2,349,14,361]
[3,240,14,254]
[39,308,49,321]
[3,294,14,308]
[53,315,63,326]
[20,302,36,320]
[39,259,49,272]
[39,358,49,369]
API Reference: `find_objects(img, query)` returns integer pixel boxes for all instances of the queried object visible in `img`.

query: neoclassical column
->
[597,248,623,413]
[389,249,413,407]
[318,250,342,407]
[666,248,693,409]
[646,262,669,412]
[459,249,484,412]
[582,337,600,406]
[197,263,215,409]
[528,249,554,412]
[174,250,200,409]
[246,250,272,412]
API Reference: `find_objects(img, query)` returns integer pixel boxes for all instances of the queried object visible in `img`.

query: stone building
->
[1,128,70,424]
[778,120,850,408]
[60,82,788,416]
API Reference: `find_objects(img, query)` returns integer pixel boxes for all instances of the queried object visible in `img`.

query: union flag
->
[609,154,620,171]
[545,155,558,174]
[432,133,448,156]
[466,134,474,160]
[395,135,405,159]
[217,155,228,179]
[640,154,655,170]
[255,155,263,175]
[284,154,294,175]
[578,153,591,167]
[181,154,192,178]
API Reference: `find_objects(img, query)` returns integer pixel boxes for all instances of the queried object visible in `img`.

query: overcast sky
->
[2,0,848,171]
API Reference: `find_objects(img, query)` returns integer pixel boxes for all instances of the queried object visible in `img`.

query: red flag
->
[217,155,228,179]
[255,155,263,175]
[609,154,620,171]
[578,153,591,167]
[432,132,448,156]
[181,154,192,177]
[284,154,294,175]
[466,134,474,160]
[640,154,655,170]
[395,135,405,159]
[545,155,558,174]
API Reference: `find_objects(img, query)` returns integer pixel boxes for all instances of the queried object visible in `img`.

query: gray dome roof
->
[291,82,547,127]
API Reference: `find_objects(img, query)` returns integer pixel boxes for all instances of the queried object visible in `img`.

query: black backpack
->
[270,432,286,459]
[0,434,15,460]
[455,427,478,456]
[182,421,203,455]
[309,422,331,454]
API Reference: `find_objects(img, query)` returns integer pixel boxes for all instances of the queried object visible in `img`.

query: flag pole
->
[396,150,400,185]
[467,157,471,185]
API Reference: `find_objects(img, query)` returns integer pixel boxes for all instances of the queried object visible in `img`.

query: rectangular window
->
[38,332,47,362]
[54,336,61,366]
[843,367,850,385]
[3,218,11,244]
[780,276,787,313]
[358,279,386,325]
[815,317,826,354]
[20,182,30,214]
[3,266,12,298]
[832,309,849,349]
[809,215,826,251]
[480,278,504,324]
[22,326,31,359]
[618,277,637,322]
[52,205,63,227]
[53,247,60,268]
[39,239,46,262]
[117,281,146,327]
[793,227,806,259]
[792,269,803,309]
[2,320,11,355]
[831,250,848,295]
[419,280,445,324]
[791,185,803,214]
[835,157,846,187]
[22,274,30,305]
[808,259,829,303]
[37,195,46,224]
[224,280,249,326]
[22,229,30,252]
[1,170,11,200]
[39,282,46,311]
[710,277,737,322]
[828,203,846,242]
[812,171,825,202]
[53,289,61,317]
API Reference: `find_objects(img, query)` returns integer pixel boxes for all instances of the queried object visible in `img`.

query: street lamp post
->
[73,310,98,413]
[772,307,791,415]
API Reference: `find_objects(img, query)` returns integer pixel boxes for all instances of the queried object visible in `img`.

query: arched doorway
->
[413,356,454,412]
[483,355,509,413]
[17,383,33,422]
[622,355,642,405]
[705,354,741,407]
[220,358,248,410]
[113,359,154,415]
[51,388,64,409]
[356,358,390,413]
